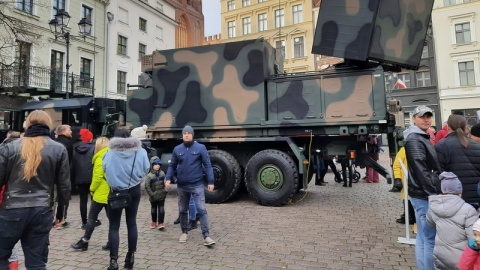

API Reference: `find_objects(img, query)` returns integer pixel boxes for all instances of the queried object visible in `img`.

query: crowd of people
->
[0,111,215,270]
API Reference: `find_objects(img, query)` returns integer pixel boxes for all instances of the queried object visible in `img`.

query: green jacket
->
[144,156,167,202]
[90,147,109,204]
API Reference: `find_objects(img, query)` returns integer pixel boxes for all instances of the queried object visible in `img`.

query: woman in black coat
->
[435,114,480,209]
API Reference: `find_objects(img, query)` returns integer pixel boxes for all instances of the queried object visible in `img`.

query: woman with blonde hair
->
[71,137,111,251]
[0,110,71,269]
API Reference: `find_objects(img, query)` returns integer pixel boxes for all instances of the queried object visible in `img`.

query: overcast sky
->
[202,0,221,36]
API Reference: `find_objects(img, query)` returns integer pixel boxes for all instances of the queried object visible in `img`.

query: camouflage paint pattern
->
[128,38,388,140]
[312,0,434,69]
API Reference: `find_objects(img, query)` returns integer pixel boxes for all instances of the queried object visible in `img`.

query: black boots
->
[102,242,110,251]
[71,238,88,251]
[173,217,180,224]
[124,252,135,270]
[107,258,118,270]
[187,219,198,231]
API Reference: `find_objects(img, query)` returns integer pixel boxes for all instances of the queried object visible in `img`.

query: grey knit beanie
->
[440,172,463,195]
[182,125,194,135]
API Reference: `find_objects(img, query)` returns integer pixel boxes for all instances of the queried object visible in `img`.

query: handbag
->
[108,152,137,210]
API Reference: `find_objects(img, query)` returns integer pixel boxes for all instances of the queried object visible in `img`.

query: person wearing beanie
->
[165,125,216,246]
[470,123,480,143]
[427,172,478,270]
[459,219,480,270]
[144,157,167,230]
[130,125,148,139]
[71,128,96,228]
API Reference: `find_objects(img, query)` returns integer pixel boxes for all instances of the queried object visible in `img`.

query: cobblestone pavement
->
[16,151,416,269]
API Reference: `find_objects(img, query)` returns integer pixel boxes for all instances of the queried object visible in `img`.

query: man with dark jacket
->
[404,105,441,270]
[54,124,73,229]
[165,125,216,246]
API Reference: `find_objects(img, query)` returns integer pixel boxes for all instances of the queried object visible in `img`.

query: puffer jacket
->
[90,147,110,204]
[459,246,480,270]
[427,195,477,270]
[0,137,71,209]
[144,156,167,202]
[435,133,480,205]
[71,142,94,185]
[404,125,441,199]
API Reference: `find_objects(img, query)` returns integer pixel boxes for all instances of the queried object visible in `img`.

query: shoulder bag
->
[108,152,137,210]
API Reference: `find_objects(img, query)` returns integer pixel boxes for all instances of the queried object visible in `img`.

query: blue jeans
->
[0,207,52,270]
[410,197,436,270]
[177,184,210,237]
[108,184,141,259]
[189,197,197,221]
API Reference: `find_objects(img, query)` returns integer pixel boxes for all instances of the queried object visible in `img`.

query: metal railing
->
[0,65,94,96]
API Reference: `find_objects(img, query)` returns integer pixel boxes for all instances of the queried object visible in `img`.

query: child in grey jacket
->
[144,157,167,230]
[427,172,478,270]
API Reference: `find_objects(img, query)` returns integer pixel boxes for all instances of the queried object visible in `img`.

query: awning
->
[20,97,93,111]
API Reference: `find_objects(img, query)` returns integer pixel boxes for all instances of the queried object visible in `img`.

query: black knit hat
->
[471,123,480,138]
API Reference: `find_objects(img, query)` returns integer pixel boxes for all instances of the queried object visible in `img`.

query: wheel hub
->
[257,165,283,191]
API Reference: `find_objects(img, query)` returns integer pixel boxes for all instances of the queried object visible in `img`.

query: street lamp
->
[48,9,91,98]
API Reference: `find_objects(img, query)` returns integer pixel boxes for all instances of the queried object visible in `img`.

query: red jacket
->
[435,125,448,143]
[0,185,4,204]
[459,246,480,270]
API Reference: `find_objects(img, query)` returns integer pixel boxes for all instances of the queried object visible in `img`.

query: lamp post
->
[49,9,91,99]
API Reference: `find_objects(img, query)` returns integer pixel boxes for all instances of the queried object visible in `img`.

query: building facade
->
[220,0,315,73]
[106,0,177,99]
[164,0,204,48]
[432,0,480,125]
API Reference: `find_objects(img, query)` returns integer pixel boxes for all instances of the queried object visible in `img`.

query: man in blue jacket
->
[165,125,215,246]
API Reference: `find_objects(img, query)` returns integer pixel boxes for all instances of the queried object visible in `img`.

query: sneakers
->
[71,239,89,251]
[203,236,216,246]
[95,220,102,227]
[53,220,68,229]
[8,261,18,270]
[150,222,157,229]
[179,233,188,243]
[158,224,165,231]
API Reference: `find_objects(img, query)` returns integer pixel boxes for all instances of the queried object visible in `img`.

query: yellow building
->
[220,0,315,73]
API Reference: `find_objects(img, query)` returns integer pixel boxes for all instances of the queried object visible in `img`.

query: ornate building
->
[165,0,205,47]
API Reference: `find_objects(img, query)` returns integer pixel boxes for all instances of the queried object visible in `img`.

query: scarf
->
[24,124,51,137]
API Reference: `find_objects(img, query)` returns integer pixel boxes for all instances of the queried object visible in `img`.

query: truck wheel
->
[205,150,242,204]
[245,149,298,206]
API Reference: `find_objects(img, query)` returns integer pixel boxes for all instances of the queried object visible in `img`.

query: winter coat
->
[103,137,150,191]
[435,133,480,205]
[435,125,449,143]
[459,246,480,270]
[144,156,167,202]
[427,195,477,270]
[90,147,110,204]
[393,147,408,200]
[71,142,94,185]
[56,134,74,162]
[404,125,442,200]
[0,137,70,209]
[166,141,214,187]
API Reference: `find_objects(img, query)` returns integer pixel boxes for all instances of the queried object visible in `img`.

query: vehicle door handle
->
[331,115,343,118]
[283,117,293,120]
[356,114,368,117]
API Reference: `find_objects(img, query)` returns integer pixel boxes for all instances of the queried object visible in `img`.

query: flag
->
[395,79,407,89]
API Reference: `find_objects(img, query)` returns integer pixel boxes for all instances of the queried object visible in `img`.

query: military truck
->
[127,0,433,206]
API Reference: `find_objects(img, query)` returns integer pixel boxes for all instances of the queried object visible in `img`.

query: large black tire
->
[205,150,242,204]
[245,149,298,206]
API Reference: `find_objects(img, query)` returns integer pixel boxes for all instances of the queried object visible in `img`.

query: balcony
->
[0,65,94,97]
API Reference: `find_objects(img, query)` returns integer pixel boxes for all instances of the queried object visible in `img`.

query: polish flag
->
[395,79,407,89]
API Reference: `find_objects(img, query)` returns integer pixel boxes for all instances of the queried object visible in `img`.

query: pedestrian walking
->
[427,172,477,270]
[144,157,167,230]
[54,124,74,229]
[71,137,111,251]
[103,128,149,270]
[0,110,71,269]
[404,105,441,270]
[165,125,216,246]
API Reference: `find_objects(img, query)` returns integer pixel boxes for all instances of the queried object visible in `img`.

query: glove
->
[469,239,479,251]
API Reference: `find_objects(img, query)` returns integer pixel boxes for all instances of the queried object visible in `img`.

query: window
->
[258,13,267,32]
[139,18,147,31]
[117,35,127,56]
[444,0,455,5]
[421,44,429,58]
[80,58,91,88]
[293,37,304,58]
[156,1,164,12]
[227,21,236,38]
[117,71,127,94]
[459,61,475,86]
[276,40,285,59]
[275,9,284,28]
[118,7,128,24]
[139,43,146,60]
[16,0,33,14]
[227,0,235,11]
[52,0,65,15]
[15,42,31,86]
[292,4,303,24]
[455,23,471,44]
[81,5,92,35]
[242,0,250,7]
[242,17,251,35]
[452,108,480,126]
[416,70,431,87]
[51,50,64,90]
[156,26,163,40]
[258,0,266,2]
[396,73,411,89]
